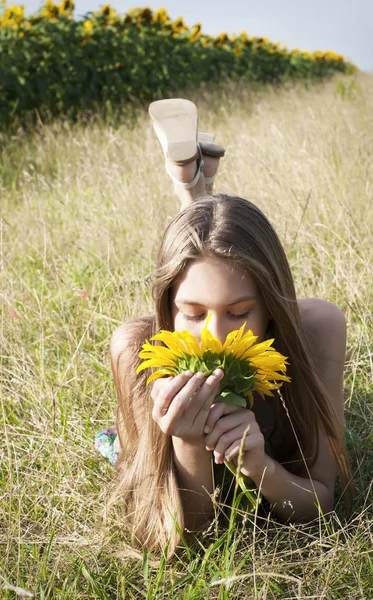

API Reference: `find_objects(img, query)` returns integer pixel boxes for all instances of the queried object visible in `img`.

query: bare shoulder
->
[298,298,346,358]
[298,297,346,333]
[110,317,154,370]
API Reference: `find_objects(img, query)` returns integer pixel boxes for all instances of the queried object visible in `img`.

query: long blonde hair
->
[110,194,353,557]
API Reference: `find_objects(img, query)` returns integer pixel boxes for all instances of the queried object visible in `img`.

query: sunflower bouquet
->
[137,316,291,509]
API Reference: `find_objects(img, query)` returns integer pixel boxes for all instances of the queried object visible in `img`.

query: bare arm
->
[204,402,337,522]
[172,437,214,529]
[249,443,335,521]
[151,369,224,529]
[204,301,347,521]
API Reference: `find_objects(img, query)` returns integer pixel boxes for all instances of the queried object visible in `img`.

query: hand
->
[204,403,266,479]
[151,369,224,442]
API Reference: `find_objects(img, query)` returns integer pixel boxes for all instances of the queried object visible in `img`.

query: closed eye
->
[229,311,251,320]
[182,311,251,322]
[182,313,206,322]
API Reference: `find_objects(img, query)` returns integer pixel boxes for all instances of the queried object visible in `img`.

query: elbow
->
[319,491,334,516]
[314,481,335,516]
[275,485,334,523]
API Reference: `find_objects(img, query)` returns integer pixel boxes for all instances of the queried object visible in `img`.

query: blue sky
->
[23,0,373,72]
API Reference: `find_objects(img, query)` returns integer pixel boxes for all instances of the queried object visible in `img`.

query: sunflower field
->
[0,0,355,128]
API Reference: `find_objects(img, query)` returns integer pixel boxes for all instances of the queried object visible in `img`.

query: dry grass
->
[1,72,373,598]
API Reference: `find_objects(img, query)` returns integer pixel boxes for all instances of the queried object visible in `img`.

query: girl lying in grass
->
[102,99,353,558]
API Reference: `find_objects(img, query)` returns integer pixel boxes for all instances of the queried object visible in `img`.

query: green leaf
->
[226,359,241,379]
[215,390,247,408]
[177,358,189,372]
[188,355,200,372]
[234,376,256,394]
[204,352,224,372]
[197,360,209,375]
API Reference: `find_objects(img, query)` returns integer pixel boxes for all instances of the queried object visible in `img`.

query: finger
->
[164,372,208,420]
[188,369,224,424]
[204,402,239,435]
[224,432,264,462]
[151,376,173,401]
[205,410,253,450]
[211,423,253,463]
[151,371,193,417]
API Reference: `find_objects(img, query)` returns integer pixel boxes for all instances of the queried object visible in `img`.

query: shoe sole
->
[149,98,198,164]
[199,141,225,158]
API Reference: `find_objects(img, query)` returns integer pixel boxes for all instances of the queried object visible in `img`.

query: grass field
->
[1,73,373,598]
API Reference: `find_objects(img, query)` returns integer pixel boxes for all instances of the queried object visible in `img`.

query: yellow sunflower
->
[137,315,290,408]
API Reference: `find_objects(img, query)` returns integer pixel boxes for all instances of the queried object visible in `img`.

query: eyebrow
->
[175,295,257,307]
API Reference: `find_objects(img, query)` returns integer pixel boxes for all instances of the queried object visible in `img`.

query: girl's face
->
[171,257,270,343]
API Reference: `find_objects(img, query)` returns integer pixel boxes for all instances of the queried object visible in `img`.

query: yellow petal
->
[239,328,258,346]
[256,370,291,382]
[222,322,246,353]
[247,391,254,408]
[140,339,155,352]
[201,314,223,354]
[259,378,281,389]
[201,329,223,354]
[229,332,257,358]
[255,381,275,397]
[178,330,202,356]
[241,338,275,358]
[251,355,288,368]
[138,345,180,362]
[151,331,186,356]
[137,319,291,406]
[136,357,176,373]
[146,369,174,384]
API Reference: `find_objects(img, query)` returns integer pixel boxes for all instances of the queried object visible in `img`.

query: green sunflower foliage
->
[0,2,355,129]
[174,350,256,408]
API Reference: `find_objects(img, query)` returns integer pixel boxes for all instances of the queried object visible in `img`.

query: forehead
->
[173,257,258,304]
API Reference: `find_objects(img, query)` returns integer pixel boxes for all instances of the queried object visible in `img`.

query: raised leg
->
[149,99,223,211]
[167,153,222,211]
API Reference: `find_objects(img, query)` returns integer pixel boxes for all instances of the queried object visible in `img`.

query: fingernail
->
[204,425,210,434]
[213,369,223,378]
[184,370,193,377]
[196,372,205,380]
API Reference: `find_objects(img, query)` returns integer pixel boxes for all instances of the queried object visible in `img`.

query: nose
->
[206,313,227,343]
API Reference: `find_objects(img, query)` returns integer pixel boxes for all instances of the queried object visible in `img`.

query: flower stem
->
[225,460,258,511]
